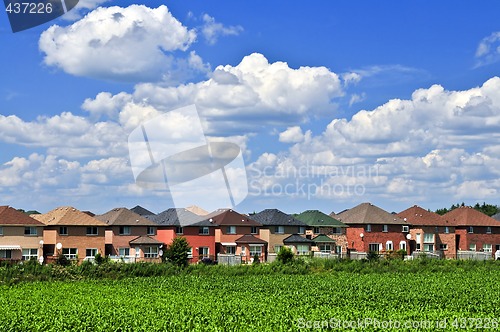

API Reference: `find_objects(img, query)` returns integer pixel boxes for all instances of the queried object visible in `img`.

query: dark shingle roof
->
[312,234,336,243]
[235,234,267,244]
[397,205,445,226]
[129,236,163,245]
[202,209,261,227]
[443,206,500,227]
[336,203,408,225]
[95,208,157,226]
[283,234,313,244]
[294,210,347,227]
[130,205,156,216]
[251,209,307,226]
[491,213,500,221]
[148,208,209,227]
[0,206,44,226]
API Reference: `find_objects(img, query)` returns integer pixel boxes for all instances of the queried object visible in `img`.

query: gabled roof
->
[336,203,408,225]
[283,234,313,244]
[185,205,209,216]
[235,234,267,244]
[443,206,500,227]
[0,206,45,226]
[491,213,500,221]
[95,208,157,226]
[294,210,347,227]
[148,208,209,227]
[251,209,307,226]
[31,206,107,226]
[312,234,336,243]
[203,209,261,227]
[130,205,156,216]
[129,236,163,245]
[397,205,447,226]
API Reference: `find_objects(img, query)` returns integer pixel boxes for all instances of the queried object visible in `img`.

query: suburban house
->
[250,209,309,255]
[130,205,156,217]
[282,234,314,256]
[0,206,45,262]
[149,208,215,262]
[398,205,456,258]
[95,208,162,262]
[336,203,410,255]
[31,207,107,262]
[443,206,500,257]
[294,210,348,255]
[205,209,266,263]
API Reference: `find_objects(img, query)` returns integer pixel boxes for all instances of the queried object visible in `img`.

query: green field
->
[1,267,499,331]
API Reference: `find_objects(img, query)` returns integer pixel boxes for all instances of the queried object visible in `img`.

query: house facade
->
[398,205,456,258]
[0,206,45,262]
[251,209,309,254]
[336,203,410,255]
[31,207,107,262]
[443,206,500,257]
[295,210,348,255]
[95,207,161,262]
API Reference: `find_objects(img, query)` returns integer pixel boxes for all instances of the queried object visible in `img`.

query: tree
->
[277,246,294,264]
[164,237,191,267]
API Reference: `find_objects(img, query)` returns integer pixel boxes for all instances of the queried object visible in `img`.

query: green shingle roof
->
[312,234,336,243]
[294,210,347,228]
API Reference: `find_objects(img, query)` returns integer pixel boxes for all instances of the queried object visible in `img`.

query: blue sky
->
[1,0,500,215]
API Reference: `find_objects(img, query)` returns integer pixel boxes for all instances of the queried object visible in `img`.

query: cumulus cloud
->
[279,126,306,143]
[39,5,204,82]
[475,32,500,67]
[201,14,243,45]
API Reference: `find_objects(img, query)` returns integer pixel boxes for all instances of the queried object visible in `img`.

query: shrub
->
[55,254,70,266]
[277,247,294,264]
[164,237,191,267]
[252,254,260,265]
[366,251,380,262]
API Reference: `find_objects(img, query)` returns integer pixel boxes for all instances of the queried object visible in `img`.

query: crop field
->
[0,269,499,331]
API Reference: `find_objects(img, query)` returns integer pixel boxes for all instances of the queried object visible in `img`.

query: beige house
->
[0,206,45,262]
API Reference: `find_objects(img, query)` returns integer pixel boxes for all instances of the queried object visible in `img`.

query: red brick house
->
[95,208,162,262]
[398,205,456,258]
[31,206,107,263]
[0,206,45,262]
[149,208,216,263]
[443,206,500,257]
[336,203,410,255]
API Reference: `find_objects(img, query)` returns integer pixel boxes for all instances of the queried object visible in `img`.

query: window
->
[483,244,492,252]
[439,244,448,250]
[399,241,407,251]
[144,246,159,258]
[469,244,476,251]
[226,246,236,255]
[318,244,331,253]
[386,241,393,251]
[335,245,342,254]
[275,226,284,234]
[147,226,156,236]
[24,227,37,236]
[334,227,342,234]
[227,226,236,234]
[199,227,209,235]
[199,247,209,258]
[445,226,449,234]
[416,233,421,250]
[0,250,12,259]
[366,224,372,232]
[175,226,183,235]
[424,233,434,243]
[187,248,193,259]
[86,248,97,258]
[298,226,305,234]
[296,245,309,255]
[241,246,246,256]
[468,226,474,234]
[434,226,439,233]
[86,227,98,236]
[62,248,77,259]
[119,226,130,235]
[135,247,140,258]
[487,227,492,234]
[313,227,320,234]
[402,225,409,233]
[274,245,283,253]
[59,226,68,236]
[369,243,380,253]
[382,225,388,233]
[0,226,3,235]
[250,245,263,257]
[118,248,130,257]
[22,249,37,260]
[250,226,258,234]
[423,244,434,252]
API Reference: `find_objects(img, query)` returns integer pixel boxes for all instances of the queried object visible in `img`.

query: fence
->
[456,250,492,260]
[348,252,367,260]
[217,254,242,266]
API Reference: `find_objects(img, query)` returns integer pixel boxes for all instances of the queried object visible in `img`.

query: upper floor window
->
[275,226,284,234]
[468,226,474,234]
[227,226,236,234]
[86,227,98,236]
[176,226,183,235]
[250,226,258,234]
[147,226,156,236]
[199,227,209,235]
[486,227,492,234]
[366,224,372,233]
[24,227,37,236]
[298,226,306,234]
[313,227,320,234]
[59,226,68,236]
[119,226,131,235]
[382,225,388,233]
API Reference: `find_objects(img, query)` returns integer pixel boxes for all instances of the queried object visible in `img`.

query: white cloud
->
[475,32,500,67]
[40,5,203,83]
[279,126,306,143]
[201,14,243,45]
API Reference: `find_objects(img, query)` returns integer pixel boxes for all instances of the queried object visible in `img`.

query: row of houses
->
[1,202,499,264]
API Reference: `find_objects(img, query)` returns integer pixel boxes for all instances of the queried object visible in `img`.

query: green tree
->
[277,247,294,264]
[164,237,191,267]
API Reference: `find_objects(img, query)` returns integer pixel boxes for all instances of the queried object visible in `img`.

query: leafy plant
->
[164,237,190,267]
[277,246,294,264]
